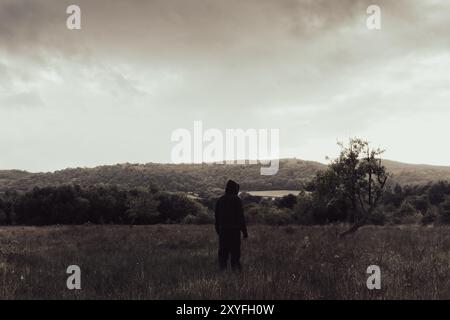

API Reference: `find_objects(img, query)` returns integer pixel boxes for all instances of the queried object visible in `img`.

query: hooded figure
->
[215,180,248,270]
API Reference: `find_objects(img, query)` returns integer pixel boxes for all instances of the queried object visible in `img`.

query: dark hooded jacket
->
[215,180,248,237]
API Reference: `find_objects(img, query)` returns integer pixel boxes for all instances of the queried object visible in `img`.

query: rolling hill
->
[1,159,450,194]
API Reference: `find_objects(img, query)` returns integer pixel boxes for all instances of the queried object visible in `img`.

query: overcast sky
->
[0,0,450,172]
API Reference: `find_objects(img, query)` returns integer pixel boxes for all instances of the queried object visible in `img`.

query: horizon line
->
[2,157,450,175]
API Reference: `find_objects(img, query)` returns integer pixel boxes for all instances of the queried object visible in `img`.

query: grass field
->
[0,225,449,299]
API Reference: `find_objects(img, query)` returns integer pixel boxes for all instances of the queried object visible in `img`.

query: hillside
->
[381,160,450,185]
[1,159,450,193]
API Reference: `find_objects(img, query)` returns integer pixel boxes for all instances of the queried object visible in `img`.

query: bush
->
[245,203,264,224]
[182,214,196,224]
[182,210,214,224]
[422,206,438,225]
[397,201,417,217]
[438,198,450,224]
[402,212,423,225]
[262,207,293,225]
[0,209,8,224]
[409,195,429,214]
[276,194,297,209]
[157,193,208,223]
[292,194,314,225]
[126,188,160,224]
[367,209,386,225]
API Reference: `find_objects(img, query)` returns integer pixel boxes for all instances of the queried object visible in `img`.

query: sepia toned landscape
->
[1,0,450,302]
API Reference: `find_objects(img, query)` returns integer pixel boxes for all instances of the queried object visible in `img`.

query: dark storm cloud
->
[0,0,434,57]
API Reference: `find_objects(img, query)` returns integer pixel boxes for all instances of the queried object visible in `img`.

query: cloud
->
[0,0,450,170]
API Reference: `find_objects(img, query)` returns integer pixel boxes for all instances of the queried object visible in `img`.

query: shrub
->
[292,195,314,225]
[438,198,450,224]
[276,194,298,209]
[157,193,208,223]
[367,208,386,225]
[262,207,293,225]
[422,206,438,225]
[182,210,214,224]
[126,188,160,224]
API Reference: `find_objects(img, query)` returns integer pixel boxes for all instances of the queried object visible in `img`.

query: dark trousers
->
[218,228,241,270]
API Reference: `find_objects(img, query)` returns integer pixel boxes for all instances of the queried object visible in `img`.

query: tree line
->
[1,179,449,227]
[1,179,450,228]
[0,185,211,226]
[1,139,450,228]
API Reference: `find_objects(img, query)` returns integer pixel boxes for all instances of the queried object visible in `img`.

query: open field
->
[0,225,449,299]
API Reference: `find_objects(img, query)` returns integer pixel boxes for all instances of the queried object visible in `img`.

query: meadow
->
[0,224,449,299]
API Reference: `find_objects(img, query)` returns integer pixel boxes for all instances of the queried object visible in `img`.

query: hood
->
[225,179,240,196]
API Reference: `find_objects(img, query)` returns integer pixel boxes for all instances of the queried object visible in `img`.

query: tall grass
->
[0,225,449,299]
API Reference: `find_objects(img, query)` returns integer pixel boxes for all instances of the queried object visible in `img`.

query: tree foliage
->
[310,139,390,236]
[1,185,209,226]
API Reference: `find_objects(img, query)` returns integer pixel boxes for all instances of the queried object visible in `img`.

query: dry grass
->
[0,225,449,299]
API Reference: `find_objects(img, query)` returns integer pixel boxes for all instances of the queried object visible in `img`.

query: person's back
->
[215,180,248,270]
